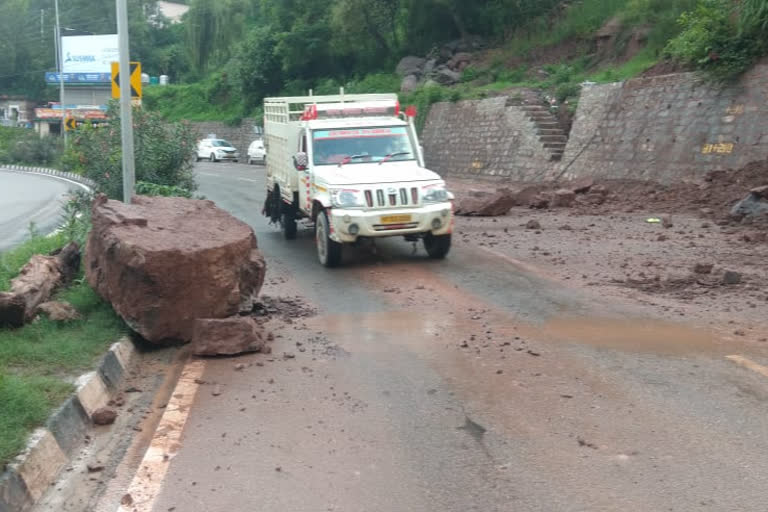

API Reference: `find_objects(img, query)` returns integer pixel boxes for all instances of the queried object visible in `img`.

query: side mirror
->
[293,152,308,171]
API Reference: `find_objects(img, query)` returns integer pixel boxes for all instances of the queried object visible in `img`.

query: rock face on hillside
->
[86,195,266,344]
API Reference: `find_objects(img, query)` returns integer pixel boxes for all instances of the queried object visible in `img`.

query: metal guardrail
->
[0,164,96,191]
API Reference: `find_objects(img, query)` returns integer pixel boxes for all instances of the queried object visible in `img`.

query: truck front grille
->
[365,187,419,209]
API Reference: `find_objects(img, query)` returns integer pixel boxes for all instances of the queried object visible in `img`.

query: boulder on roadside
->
[529,194,550,210]
[722,270,743,285]
[551,189,576,208]
[525,219,542,230]
[396,56,426,77]
[693,263,714,275]
[192,317,266,356]
[86,195,267,344]
[455,189,517,217]
[37,301,80,322]
[568,177,595,194]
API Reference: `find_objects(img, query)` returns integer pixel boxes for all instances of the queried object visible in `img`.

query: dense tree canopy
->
[2,0,766,102]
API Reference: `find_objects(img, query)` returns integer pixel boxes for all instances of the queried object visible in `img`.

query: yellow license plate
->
[381,214,412,224]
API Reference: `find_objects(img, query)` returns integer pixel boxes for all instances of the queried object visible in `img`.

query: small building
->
[0,96,36,128]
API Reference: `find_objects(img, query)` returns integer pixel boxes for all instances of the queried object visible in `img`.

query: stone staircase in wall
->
[520,105,568,162]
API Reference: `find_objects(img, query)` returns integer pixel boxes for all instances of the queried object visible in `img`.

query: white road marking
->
[237,177,259,183]
[116,360,206,512]
[726,355,768,379]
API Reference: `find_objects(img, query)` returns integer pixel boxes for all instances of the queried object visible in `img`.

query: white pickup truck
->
[262,92,454,267]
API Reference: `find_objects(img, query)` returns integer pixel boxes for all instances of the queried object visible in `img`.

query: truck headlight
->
[330,189,365,208]
[422,184,449,203]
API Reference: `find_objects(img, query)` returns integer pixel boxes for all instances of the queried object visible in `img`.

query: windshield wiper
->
[338,154,368,167]
[379,152,411,165]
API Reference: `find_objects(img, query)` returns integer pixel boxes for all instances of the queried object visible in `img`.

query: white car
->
[196,138,239,163]
[247,139,267,165]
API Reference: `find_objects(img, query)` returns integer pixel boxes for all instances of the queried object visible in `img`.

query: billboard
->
[62,35,119,74]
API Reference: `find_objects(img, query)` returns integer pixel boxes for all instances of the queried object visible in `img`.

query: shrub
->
[665,0,766,80]
[555,82,582,102]
[62,104,198,201]
[135,181,194,198]
[0,127,61,167]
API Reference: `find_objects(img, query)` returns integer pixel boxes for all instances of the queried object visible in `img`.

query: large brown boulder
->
[191,317,266,356]
[86,195,266,344]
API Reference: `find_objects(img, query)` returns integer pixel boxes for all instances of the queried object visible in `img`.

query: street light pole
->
[53,0,66,145]
[116,0,136,203]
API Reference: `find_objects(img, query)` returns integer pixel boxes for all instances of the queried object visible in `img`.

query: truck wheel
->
[423,233,451,259]
[282,208,297,240]
[316,210,342,267]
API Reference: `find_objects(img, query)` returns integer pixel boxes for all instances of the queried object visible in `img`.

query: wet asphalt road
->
[144,162,768,512]
[0,169,76,251]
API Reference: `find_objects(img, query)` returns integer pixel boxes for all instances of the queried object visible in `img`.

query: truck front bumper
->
[328,203,453,243]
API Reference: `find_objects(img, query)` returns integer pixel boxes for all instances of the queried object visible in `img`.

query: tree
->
[234,26,282,109]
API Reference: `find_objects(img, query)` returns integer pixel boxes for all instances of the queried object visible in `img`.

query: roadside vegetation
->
[0,127,61,168]
[138,0,768,127]
[0,205,126,469]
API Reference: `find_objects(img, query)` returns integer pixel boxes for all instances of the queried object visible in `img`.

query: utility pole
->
[54,0,66,145]
[116,0,135,203]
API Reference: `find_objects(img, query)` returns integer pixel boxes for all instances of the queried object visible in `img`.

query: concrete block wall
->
[422,97,555,181]
[558,63,768,183]
[190,119,261,161]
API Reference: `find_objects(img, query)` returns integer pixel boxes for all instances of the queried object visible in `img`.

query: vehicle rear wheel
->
[209,153,217,162]
[195,155,201,162]
[423,233,451,259]
[282,208,297,240]
[316,210,342,268]
[248,158,254,165]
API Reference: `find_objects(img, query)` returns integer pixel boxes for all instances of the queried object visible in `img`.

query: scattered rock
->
[87,463,104,473]
[693,263,714,275]
[661,215,674,229]
[36,301,80,322]
[212,385,222,396]
[395,56,426,77]
[751,185,768,199]
[121,494,133,506]
[569,177,594,194]
[455,189,517,216]
[86,195,267,344]
[529,194,550,210]
[722,271,743,285]
[525,220,542,230]
[552,189,576,208]
[433,67,461,85]
[234,363,246,371]
[730,191,768,220]
[400,74,419,93]
[191,317,266,356]
[92,407,118,425]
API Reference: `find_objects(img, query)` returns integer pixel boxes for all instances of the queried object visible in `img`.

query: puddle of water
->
[522,316,721,355]
[310,309,725,357]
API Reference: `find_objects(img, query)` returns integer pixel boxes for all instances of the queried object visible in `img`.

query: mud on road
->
[37,161,768,512]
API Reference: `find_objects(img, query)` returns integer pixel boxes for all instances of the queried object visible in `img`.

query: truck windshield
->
[312,126,415,166]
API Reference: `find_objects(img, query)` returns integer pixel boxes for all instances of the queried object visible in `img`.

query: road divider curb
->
[0,164,96,191]
[0,338,137,512]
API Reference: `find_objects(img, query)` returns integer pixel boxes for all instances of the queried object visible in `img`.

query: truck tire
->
[316,210,342,267]
[423,233,451,259]
[282,208,297,240]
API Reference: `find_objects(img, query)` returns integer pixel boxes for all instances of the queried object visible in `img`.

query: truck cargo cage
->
[264,89,399,124]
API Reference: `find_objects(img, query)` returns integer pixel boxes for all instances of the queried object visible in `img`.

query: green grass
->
[0,374,72,468]
[0,282,126,377]
[143,81,245,123]
[0,234,127,468]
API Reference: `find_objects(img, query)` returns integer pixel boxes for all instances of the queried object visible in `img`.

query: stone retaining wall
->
[559,62,768,183]
[422,97,554,181]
